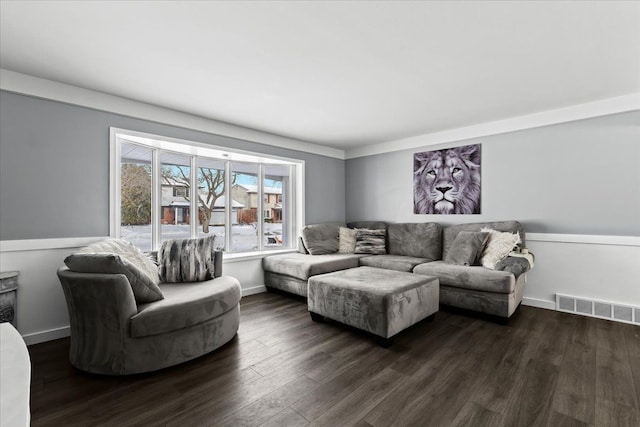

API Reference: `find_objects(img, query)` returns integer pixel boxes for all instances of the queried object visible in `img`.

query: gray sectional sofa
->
[263,220,532,319]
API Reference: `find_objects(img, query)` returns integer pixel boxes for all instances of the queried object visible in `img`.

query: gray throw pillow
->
[355,229,387,255]
[301,223,340,255]
[159,236,216,283]
[65,238,163,303]
[444,231,489,266]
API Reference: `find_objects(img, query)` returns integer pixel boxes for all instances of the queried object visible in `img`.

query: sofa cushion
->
[262,252,362,281]
[65,238,163,303]
[347,221,388,231]
[359,255,430,272]
[338,227,357,254]
[130,276,241,338]
[444,231,489,266]
[442,221,525,260]
[413,261,515,294]
[301,223,342,255]
[388,223,442,260]
[159,236,216,282]
[355,229,387,254]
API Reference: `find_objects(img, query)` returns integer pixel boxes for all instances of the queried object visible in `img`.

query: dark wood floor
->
[29,292,640,426]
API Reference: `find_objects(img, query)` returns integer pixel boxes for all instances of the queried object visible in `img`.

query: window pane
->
[160,153,192,242]
[120,142,152,251]
[263,164,290,250]
[197,158,226,250]
[230,163,259,252]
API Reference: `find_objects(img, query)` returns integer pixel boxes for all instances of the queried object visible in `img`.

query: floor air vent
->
[556,294,640,325]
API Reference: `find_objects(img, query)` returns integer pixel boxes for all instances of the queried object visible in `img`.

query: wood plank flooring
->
[28,292,640,426]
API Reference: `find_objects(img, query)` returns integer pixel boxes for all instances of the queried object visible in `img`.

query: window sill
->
[222,248,297,263]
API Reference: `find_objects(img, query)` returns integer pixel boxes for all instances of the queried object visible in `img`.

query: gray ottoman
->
[308,266,439,347]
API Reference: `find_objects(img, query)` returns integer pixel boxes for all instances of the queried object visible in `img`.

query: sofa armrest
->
[494,255,532,278]
[57,267,138,373]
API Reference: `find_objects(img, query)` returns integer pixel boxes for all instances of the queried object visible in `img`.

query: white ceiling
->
[1,1,639,150]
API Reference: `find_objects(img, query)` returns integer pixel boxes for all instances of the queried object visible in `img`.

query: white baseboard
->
[522,297,556,311]
[242,285,267,297]
[23,326,70,346]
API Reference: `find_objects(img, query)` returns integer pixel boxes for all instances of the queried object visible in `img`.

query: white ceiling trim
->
[345,93,640,159]
[0,69,346,160]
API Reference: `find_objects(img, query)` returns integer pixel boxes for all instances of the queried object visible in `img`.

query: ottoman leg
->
[310,312,324,322]
[425,313,436,322]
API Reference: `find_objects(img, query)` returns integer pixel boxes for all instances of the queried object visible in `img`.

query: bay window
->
[110,128,303,255]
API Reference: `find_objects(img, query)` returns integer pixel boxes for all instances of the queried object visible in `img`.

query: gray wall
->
[346,111,640,236]
[0,91,345,240]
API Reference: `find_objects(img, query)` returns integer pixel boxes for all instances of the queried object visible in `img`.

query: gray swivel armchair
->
[57,251,241,375]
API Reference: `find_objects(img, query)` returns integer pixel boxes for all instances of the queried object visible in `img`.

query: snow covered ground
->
[121,223,283,252]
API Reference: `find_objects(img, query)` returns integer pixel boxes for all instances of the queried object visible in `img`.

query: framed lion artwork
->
[413,143,481,214]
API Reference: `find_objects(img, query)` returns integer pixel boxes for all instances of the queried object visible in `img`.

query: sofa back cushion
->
[388,222,442,260]
[347,221,388,231]
[297,236,309,254]
[442,221,525,260]
[301,223,343,255]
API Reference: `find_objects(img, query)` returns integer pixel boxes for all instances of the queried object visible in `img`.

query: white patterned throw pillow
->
[338,227,357,253]
[479,228,521,269]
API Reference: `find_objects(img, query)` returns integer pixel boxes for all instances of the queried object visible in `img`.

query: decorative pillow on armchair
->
[64,238,163,303]
[159,236,216,283]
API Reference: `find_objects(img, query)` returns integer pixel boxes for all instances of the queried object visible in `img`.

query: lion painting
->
[413,144,481,214]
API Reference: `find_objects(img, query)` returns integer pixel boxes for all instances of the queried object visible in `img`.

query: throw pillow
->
[301,223,341,255]
[65,238,163,303]
[444,231,490,266]
[480,228,522,269]
[159,236,216,283]
[355,229,387,255]
[338,227,357,254]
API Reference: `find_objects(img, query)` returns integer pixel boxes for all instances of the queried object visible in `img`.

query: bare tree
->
[121,164,151,225]
[161,166,236,233]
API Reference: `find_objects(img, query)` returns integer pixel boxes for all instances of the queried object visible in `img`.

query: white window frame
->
[110,128,304,256]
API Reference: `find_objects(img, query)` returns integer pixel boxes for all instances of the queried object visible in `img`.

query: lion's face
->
[414,145,481,214]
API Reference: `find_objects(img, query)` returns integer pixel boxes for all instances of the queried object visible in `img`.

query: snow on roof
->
[235,184,282,194]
